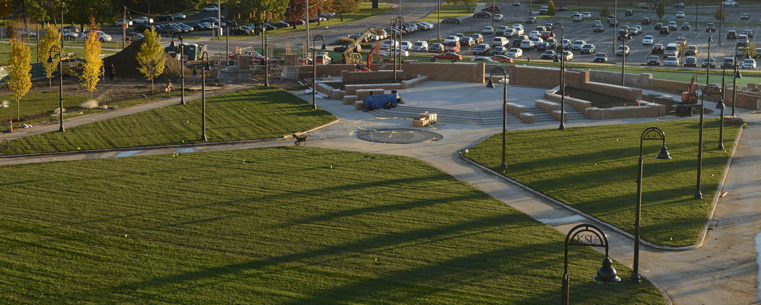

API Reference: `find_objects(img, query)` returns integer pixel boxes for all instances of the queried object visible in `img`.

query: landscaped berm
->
[467,119,740,247]
[0,148,665,303]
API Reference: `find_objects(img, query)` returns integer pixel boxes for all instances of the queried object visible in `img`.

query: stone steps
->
[368,105,587,125]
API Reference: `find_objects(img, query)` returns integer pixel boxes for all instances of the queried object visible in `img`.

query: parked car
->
[702,57,717,68]
[491,55,514,63]
[442,17,462,24]
[157,14,174,21]
[673,2,686,8]
[460,37,475,47]
[125,32,144,40]
[654,22,663,30]
[652,43,665,54]
[686,45,698,56]
[660,27,670,35]
[561,50,573,61]
[482,26,495,34]
[429,43,444,53]
[681,22,691,30]
[625,9,633,16]
[742,58,757,69]
[520,39,535,49]
[647,55,661,65]
[684,56,698,67]
[411,41,429,52]
[582,12,592,18]
[572,13,583,22]
[474,11,491,18]
[664,56,680,66]
[132,16,153,24]
[172,13,186,20]
[561,39,572,49]
[472,33,484,43]
[755,48,761,59]
[706,23,716,32]
[676,11,685,18]
[432,52,462,61]
[513,1,521,6]
[473,43,492,55]
[727,30,738,39]
[593,24,605,32]
[593,52,608,62]
[526,16,537,24]
[492,46,508,56]
[616,45,631,56]
[580,44,596,54]
[512,35,529,46]
[571,40,586,50]
[506,48,523,58]
[493,14,504,21]
[472,56,495,62]
[59,29,79,40]
[667,21,678,31]
[541,50,556,59]
[63,25,80,33]
[83,30,112,42]
[740,13,750,20]
[722,0,738,7]
[332,44,361,52]
[738,34,749,45]
[202,6,219,12]
[642,17,651,24]
[482,5,501,12]
[743,28,754,38]
[642,35,654,45]
[540,31,554,39]
[493,36,509,47]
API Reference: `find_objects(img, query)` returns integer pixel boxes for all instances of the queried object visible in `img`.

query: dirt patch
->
[564,86,633,108]
[103,39,191,82]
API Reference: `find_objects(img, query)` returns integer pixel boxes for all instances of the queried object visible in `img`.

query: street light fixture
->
[47,45,64,132]
[200,51,210,141]
[732,58,742,116]
[694,85,722,199]
[486,66,508,170]
[562,224,620,305]
[632,127,671,282]
[172,33,185,105]
[312,34,325,110]
[554,23,566,130]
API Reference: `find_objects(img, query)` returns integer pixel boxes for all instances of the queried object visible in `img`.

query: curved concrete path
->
[1,81,759,305]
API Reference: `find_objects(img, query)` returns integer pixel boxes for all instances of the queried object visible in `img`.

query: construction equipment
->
[681,75,698,104]
[60,52,84,76]
[354,43,383,71]
[341,28,375,64]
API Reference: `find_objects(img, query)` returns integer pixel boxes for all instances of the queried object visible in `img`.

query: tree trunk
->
[151,78,154,95]
[340,13,344,21]
[90,90,93,100]
[16,97,20,121]
[49,77,52,93]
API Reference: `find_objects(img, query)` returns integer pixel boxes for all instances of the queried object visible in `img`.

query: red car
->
[491,55,513,63]
[433,52,462,61]
[482,5,501,13]
[540,31,554,39]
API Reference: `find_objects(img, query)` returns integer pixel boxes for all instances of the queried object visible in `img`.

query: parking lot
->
[399,3,761,70]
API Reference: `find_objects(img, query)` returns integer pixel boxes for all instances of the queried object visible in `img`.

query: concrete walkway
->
[1,81,758,304]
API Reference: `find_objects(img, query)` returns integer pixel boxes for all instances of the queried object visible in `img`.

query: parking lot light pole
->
[633,127,671,282]
[612,0,617,52]
[695,0,699,31]
[694,85,722,199]
[529,0,533,16]
[718,3,723,46]
[706,35,712,85]
[200,51,210,141]
[621,27,628,87]
[732,59,742,116]
[718,68,727,150]
[487,66,509,170]
[172,33,185,105]
[437,0,441,42]
[312,34,325,110]
[491,0,496,28]
[555,23,566,130]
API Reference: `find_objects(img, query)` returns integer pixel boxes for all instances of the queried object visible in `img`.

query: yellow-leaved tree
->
[80,28,103,99]
[136,27,165,94]
[39,23,62,92]
[7,38,32,121]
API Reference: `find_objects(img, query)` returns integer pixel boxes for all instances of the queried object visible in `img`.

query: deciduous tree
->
[330,0,360,21]
[7,38,32,121]
[136,27,165,94]
[547,1,556,17]
[80,25,103,99]
[713,7,726,21]
[39,23,61,92]
[656,2,665,20]
[600,6,610,17]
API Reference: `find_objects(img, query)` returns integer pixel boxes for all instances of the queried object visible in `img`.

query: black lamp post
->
[200,51,210,141]
[732,58,742,116]
[706,35,712,85]
[620,26,629,87]
[562,224,620,305]
[393,16,405,82]
[486,66,508,170]
[694,85,722,199]
[47,45,64,132]
[312,34,325,110]
[529,0,533,16]
[554,23,566,130]
[718,64,727,150]
[172,33,185,105]
[632,127,671,282]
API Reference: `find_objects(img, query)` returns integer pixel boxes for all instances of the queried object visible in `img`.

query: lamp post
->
[172,33,185,105]
[554,23,566,130]
[200,51,210,141]
[717,68,727,150]
[47,45,64,132]
[486,66,508,170]
[562,224,620,305]
[694,85,722,199]
[732,58,742,116]
[437,0,441,42]
[695,0,699,31]
[621,26,629,87]
[529,0,533,16]
[632,127,671,282]
[718,2,723,46]
[393,16,405,82]
[612,0,617,52]
[706,35,712,85]
[312,34,325,110]
[491,0,496,28]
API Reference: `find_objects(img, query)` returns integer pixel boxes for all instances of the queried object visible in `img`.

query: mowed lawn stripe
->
[3,86,336,155]
[468,119,739,247]
[0,147,664,304]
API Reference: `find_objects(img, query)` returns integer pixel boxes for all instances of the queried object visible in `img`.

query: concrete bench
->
[536,100,560,114]
[506,102,526,116]
[343,95,358,105]
[354,101,365,111]
[519,112,535,124]
[552,110,567,122]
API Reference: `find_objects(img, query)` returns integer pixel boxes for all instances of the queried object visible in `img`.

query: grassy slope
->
[0,92,89,122]
[3,86,336,154]
[0,147,664,304]
[468,120,740,247]
[266,2,392,36]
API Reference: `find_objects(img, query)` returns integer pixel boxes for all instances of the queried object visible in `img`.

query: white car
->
[582,12,592,18]
[380,40,399,49]
[642,35,654,45]
[202,6,219,12]
[482,26,495,34]
[676,11,685,18]
[493,14,504,21]
[132,17,153,24]
[664,56,680,66]
[722,0,738,6]
[742,58,757,69]
[113,19,133,26]
[528,30,541,38]
[506,48,523,58]
[379,48,409,57]
[513,27,525,35]
[400,41,412,50]
[571,40,586,50]
[83,30,112,42]
[561,50,573,61]
[59,29,78,40]
[411,41,428,52]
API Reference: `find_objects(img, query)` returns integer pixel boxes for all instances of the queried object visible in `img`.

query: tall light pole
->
[612,0,617,52]
[437,0,441,42]
[486,66,508,170]
[706,35,712,85]
[305,0,310,57]
[621,26,629,87]
[562,224,620,305]
[718,2,723,46]
[262,12,269,87]
[717,67,727,150]
[732,58,742,116]
[694,85,722,199]
[393,16,405,82]
[200,51,210,141]
[555,23,566,130]
[695,0,699,31]
[172,33,185,105]
[492,0,496,28]
[632,127,671,282]
[312,34,325,110]
[47,45,64,132]
[529,0,533,16]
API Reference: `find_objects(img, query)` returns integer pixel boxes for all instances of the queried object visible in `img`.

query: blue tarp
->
[363,93,402,112]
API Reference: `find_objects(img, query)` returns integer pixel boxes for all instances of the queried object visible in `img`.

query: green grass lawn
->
[467,120,740,247]
[0,147,665,304]
[265,2,391,36]
[2,86,336,154]
[417,4,478,23]
[0,91,90,123]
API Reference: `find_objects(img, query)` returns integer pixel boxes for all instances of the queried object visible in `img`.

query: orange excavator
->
[353,43,383,71]
[681,75,698,104]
